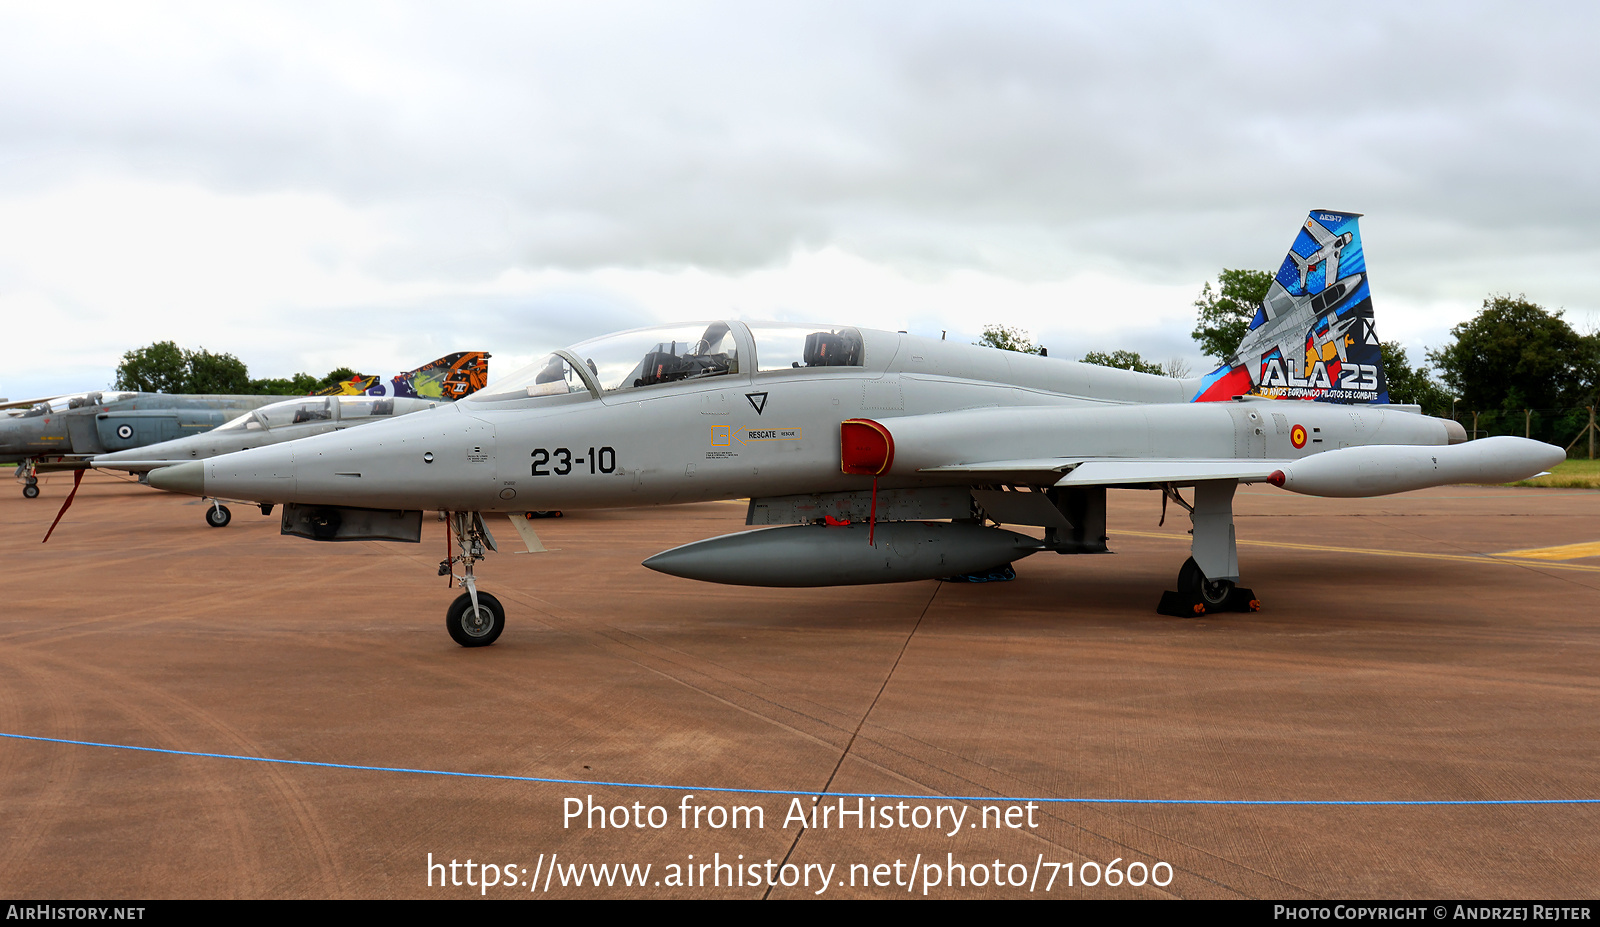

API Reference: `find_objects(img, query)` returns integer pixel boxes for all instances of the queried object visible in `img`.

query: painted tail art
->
[1192,210,1388,404]
[316,351,492,401]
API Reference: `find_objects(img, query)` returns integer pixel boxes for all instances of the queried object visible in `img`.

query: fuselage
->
[153,323,1461,511]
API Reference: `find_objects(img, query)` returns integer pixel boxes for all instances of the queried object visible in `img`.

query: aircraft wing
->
[32,456,95,472]
[915,459,1084,483]
[0,394,63,411]
[1053,458,1291,486]
[918,457,1291,487]
[84,458,180,473]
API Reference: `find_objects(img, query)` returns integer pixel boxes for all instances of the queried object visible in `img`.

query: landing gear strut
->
[1157,480,1260,617]
[441,511,503,647]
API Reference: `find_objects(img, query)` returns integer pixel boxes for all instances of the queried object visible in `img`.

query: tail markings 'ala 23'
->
[1192,210,1387,405]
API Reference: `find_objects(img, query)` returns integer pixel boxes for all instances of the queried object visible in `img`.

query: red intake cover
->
[840,419,894,475]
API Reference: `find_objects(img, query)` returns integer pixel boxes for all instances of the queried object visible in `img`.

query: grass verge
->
[1510,458,1600,489]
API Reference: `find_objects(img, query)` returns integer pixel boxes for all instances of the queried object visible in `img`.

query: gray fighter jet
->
[91,394,453,527]
[4,391,283,498]
[145,212,1565,646]
[6,351,489,499]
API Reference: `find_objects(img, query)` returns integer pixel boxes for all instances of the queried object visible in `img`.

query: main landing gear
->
[1157,481,1260,618]
[440,511,504,647]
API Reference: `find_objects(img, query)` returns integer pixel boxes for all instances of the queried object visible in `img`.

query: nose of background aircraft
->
[148,462,205,496]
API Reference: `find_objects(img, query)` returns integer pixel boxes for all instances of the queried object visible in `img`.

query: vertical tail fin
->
[311,352,492,399]
[316,374,381,396]
[382,351,492,401]
[1192,210,1388,404]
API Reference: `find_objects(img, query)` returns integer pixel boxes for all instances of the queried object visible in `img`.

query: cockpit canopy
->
[472,321,863,403]
[11,391,139,418]
[212,395,429,433]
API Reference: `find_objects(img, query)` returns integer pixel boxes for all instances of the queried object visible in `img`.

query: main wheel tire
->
[22,484,40,499]
[1177,557,1234,606]
[447,591,505,647]
[205,505,232,528]
[308,507,341,539]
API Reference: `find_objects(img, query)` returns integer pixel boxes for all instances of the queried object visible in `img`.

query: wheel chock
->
[1156,587,1260,618]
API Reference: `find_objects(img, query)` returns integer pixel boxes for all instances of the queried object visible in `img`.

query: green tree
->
[115,341,188,393]
[1380,341,1450,415]
[184,347,251,394]
[975,324,1042,355]
[117,340,361,396]
[248,373,322,395]
[1080,349,1164,375]
[319,367,360,390]
[116,342,251,393]
[1192,269,1273,362]
[1427,295,1599,413]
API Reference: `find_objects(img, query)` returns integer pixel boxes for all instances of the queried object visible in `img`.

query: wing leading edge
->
[918,458,1290,487]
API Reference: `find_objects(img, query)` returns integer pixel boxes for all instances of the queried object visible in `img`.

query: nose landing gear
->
[18,461,41,498]
[441,511,503,647]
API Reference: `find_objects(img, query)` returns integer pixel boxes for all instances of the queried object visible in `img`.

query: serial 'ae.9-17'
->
[144,210,1565,646]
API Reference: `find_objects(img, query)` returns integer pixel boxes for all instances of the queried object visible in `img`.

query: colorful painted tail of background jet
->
[1192,210,1388,404]
[316,351,491,400]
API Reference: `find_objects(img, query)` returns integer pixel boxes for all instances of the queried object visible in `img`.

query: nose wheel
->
[205,503,232,528]
[22,483,40,499]
[447,591,505,647]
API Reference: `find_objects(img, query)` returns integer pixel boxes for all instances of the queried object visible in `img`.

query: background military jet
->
[4,390,279,498]
[93,393,467,527]
[6,351,488,499]
[144,211,1564,647]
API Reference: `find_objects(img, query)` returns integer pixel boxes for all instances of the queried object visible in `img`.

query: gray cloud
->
[2,1,1598,395]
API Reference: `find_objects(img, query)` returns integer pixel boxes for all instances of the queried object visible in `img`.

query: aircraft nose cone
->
[148,462,206,496]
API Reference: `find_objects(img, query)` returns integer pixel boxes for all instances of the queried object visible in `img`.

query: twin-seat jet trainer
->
[144,210,1564,646]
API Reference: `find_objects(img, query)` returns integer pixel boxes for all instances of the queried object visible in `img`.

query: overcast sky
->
[2,1,1596,398]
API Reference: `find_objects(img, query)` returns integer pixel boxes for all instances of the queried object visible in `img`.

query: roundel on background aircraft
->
[1291,424,1308,449]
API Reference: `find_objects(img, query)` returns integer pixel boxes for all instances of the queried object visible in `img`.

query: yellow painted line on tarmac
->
[1118,530,1600,574]
[1493,541,1600,561]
